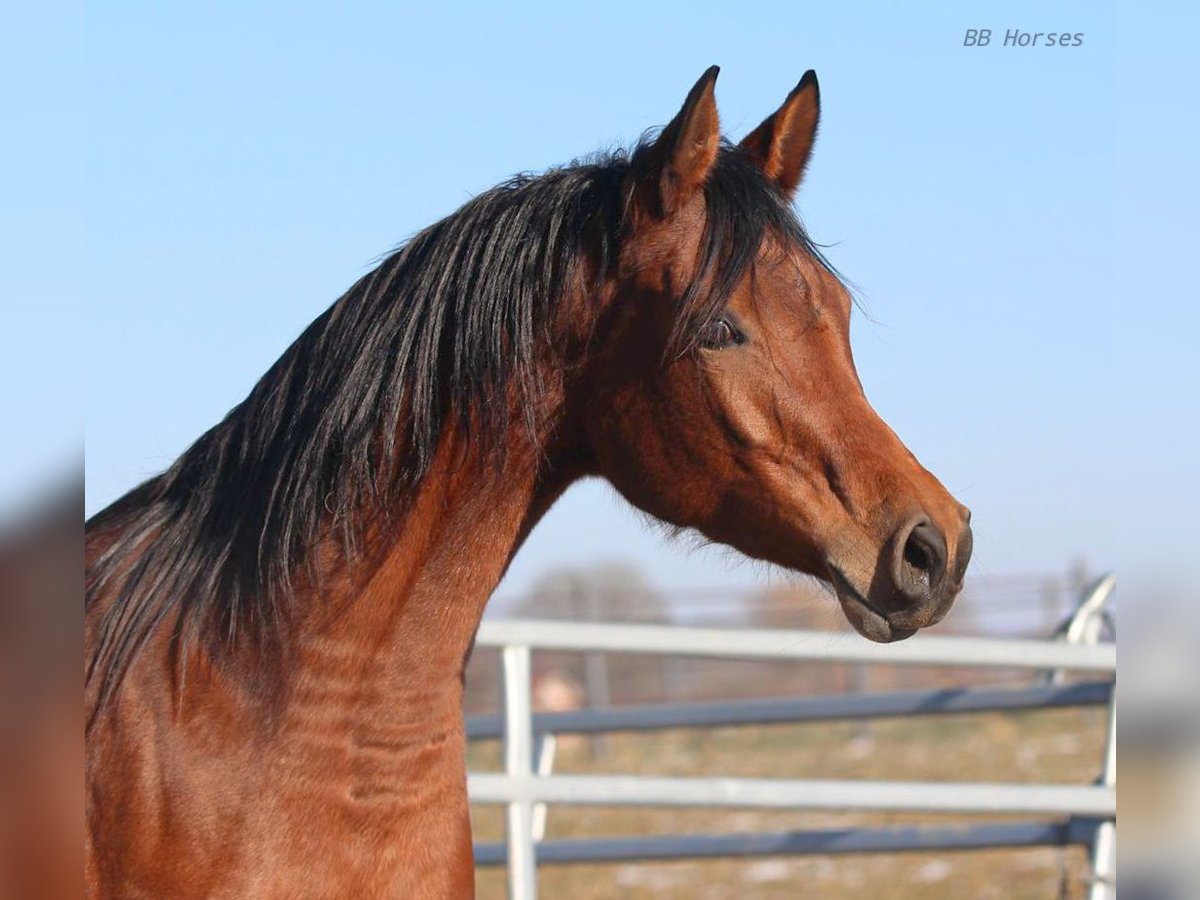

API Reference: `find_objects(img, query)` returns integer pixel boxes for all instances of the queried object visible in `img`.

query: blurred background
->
[2,0,1197,897]
[467,565,1114,899]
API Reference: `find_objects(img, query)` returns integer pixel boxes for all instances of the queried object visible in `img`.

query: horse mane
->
[85,141,833,713]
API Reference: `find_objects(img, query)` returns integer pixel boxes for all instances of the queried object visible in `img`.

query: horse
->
[85,66,973,898]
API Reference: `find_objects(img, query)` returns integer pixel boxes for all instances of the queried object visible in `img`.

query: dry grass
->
[467,705,1106,898]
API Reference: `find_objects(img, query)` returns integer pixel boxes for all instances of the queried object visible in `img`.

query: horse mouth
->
[828,567,918,644]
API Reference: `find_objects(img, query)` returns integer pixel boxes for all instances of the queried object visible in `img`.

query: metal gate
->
[467,576,1117,899]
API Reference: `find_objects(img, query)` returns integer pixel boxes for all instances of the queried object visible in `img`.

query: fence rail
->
[467,574,1117,900]
[465,680,1112,739]
[473,618,1116,670]
[469,773,1115,816]
[474,817,1106,867]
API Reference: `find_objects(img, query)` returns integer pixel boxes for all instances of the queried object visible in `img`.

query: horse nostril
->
[903,535,931,575]
[895,520,948,601]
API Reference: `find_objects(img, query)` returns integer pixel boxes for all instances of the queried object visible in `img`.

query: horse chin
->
[828,567,918,644]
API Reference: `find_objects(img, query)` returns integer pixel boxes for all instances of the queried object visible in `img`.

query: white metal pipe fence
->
[468,575,1117,900]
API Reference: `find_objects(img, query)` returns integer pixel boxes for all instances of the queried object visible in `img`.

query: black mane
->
[85,141,834,712]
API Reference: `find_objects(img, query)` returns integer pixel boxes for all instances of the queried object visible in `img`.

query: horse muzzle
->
[829,515,973,643]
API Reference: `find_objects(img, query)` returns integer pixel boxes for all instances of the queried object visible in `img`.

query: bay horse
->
[85,67,973,898]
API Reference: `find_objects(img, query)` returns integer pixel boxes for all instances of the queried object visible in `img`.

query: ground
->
[467,705,1105,899]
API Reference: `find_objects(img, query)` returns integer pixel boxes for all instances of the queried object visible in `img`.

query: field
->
[467,704,1106,899]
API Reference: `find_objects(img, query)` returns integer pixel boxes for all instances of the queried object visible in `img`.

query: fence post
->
[582,584,611,757]
[503,644,537,900]
[1048,573,1116,684]
[531,733,558,842]
[1087,693,1117,900]
[1066,574,1116,645]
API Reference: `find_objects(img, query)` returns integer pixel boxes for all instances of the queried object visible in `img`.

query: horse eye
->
[698,316,742,350]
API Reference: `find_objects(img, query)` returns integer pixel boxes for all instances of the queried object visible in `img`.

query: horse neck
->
[278,426,575,735]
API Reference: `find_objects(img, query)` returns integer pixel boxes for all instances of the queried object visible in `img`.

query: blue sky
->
[8,2,1193,600]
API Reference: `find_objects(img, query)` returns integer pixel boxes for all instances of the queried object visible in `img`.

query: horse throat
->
[269,424,576,802]
[223,432,572,893]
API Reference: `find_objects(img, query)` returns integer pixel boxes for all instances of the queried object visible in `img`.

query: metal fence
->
[467,575,1116,900]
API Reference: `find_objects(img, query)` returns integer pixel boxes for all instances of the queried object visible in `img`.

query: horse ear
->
[739,70,820,198]
[639,65,721,218]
